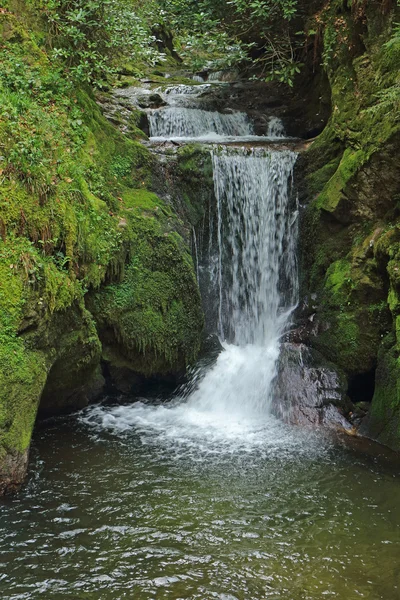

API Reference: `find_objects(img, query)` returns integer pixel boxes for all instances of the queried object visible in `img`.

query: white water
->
[149,133,295,144]
[212,148,298,346]
[149,107,253,139]
[268,116,286,138]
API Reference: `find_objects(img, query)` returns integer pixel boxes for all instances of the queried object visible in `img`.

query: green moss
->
[325,258,352,303]
[122,188,173,216]
[308,246,389,375]
[367,335,400,451]
[0,348,47,461]
[89,203,204,376]
[316,149,365,213]
[306,156,342,197]
[0,238,48,460]
[38,307,103,412]
[172,144,214,227]
[0,7,204,485]
[302,3,400,409]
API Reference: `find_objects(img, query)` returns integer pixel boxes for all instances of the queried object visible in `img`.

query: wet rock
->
[0,449,29,496]
[273,343,353,431]
[107,364,144,395]
[136,93,167,109]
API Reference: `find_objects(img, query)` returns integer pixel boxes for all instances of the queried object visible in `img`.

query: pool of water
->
[1,399,399,600]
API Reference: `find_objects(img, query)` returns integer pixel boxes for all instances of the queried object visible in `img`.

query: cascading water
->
[4,82,399,600]
[84,83,300,443]
[212,148,298,346]
[149,107,253,139]
[178,147,298,419]
[83,143,299,442]
[267,116,286,138]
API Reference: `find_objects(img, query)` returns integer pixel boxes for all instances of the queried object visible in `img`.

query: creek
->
[1,82,399,600]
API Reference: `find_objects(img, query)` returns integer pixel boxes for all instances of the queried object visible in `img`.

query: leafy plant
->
[33,0,161,86]
[153,0,301,85]
[366,22,400,114]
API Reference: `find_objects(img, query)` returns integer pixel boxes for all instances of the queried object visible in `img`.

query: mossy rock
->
[308,250,390,376]
[301,2,400,449]
[0,6,205,492]
[88,207,204,379]
[38,306,104,414]
[0,297,105,493]
[361,334,400,451]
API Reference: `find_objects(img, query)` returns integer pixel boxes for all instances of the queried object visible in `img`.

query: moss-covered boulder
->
[88,191,204,382]
[0,288,104,494]
[38,307,104,414]
[360,334,400,451]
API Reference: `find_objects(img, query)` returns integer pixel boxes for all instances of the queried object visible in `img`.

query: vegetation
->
[300,0,400,448]
[1,0,400,485]
[14,0,305,86]
[23,0,161,85]
[152,0,302,84]
[0,5,204,490]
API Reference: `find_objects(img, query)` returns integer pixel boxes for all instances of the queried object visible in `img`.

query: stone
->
[273,343,353,431]
[136,93,166,109]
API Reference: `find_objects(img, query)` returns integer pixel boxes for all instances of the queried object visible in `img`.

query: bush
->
[154,0,300,84]
[33,0,161,86]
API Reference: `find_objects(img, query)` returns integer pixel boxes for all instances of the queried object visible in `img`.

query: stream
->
[1,81,399,599]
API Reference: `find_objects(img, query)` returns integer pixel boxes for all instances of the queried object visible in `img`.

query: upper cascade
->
[115,83,293,143]
[149,107,254,139]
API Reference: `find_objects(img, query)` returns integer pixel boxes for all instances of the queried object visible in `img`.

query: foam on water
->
[79,345,319,458]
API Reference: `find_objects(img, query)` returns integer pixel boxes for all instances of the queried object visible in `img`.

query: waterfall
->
[149,107,253,139]
[81,146,299,437]
[212,148,298,346]
[182,147,298,417]
[267,116,286,138]
[86,81,300,438]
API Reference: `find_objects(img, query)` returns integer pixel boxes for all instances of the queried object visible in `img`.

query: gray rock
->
[137,93,167,109]
[273,343,353,431]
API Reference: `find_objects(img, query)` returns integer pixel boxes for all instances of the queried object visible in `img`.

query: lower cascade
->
[190,147,298,418]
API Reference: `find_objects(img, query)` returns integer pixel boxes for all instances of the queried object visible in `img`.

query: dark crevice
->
[347,369,376,405]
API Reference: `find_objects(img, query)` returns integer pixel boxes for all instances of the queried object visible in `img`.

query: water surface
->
[1,402,399,600]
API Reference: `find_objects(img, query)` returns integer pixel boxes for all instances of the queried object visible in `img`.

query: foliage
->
[0,9,204,477]
[153,0,301,84]
[367,22,400,114]
[31,0,161,85]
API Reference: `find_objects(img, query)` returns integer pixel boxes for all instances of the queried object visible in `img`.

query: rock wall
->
[0,9,204,493]
[299,0,400,449]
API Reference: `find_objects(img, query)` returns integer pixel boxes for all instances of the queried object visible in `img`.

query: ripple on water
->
[0,409,399,600]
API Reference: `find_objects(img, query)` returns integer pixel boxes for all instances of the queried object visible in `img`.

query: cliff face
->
[0,10,204,493]
[300,0,400,449]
